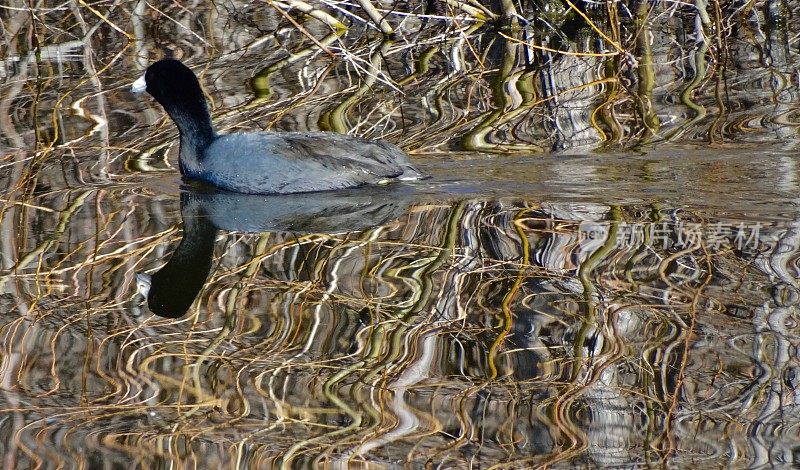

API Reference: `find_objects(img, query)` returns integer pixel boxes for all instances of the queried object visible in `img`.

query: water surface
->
[2,1,800,467]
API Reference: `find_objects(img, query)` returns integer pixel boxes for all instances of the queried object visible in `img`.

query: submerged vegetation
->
[1,0,800,467]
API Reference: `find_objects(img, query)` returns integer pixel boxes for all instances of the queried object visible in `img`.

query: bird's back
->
[197,132,422,194]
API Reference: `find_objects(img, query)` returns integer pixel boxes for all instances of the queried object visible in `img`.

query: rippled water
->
[3,0,800,467]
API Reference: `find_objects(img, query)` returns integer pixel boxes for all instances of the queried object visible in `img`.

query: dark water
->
[3,0,800,467]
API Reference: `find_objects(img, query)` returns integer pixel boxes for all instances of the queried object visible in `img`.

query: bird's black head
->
[140,59,207,115]
[133,58,216,152]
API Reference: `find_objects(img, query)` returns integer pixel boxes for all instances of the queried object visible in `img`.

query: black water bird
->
[131,59,423,194]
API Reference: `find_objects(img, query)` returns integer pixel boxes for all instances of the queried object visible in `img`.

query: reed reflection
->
[137,185,415,318]
[4,183,799,467]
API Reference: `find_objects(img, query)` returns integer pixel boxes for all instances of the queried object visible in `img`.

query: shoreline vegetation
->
[1,0,798,163]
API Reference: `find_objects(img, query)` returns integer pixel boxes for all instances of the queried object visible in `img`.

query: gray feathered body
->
[179,131,422,194]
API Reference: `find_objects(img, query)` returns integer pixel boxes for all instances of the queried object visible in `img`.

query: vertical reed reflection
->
[0,176,796,466]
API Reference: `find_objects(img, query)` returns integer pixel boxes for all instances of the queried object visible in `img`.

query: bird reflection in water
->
[136,185,415,318]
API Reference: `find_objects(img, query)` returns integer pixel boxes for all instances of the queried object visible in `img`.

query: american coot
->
[131,59,423,195]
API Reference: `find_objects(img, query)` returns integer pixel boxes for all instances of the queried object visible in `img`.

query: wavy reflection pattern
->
[1,0,800,466]
[0,186,796,467]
